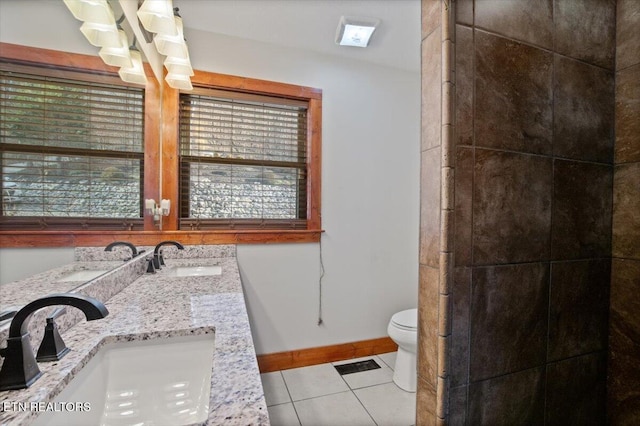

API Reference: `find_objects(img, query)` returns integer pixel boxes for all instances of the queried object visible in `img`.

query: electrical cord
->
[317,234,325,326]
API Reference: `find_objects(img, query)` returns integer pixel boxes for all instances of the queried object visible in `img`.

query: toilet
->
[387,308,418,392]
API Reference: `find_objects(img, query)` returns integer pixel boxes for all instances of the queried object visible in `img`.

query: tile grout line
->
[278,369,303,426]
[267,355,413,425]
[350,387,380,426]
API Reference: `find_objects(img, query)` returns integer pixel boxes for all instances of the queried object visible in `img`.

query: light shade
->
[99,30,132,67]
[154,15,188,59]
[165,72,192,90]
[63,0,115,25]
[80,21,121,47]
[335,16,380,48]
[119,50,148,85]
[164,54,194,76]
[137,0,177,36]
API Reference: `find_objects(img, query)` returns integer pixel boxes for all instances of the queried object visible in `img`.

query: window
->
[179,88,309,230]
[0,42,321,246]
[0,64,144,230]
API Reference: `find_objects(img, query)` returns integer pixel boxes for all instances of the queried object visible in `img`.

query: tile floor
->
[260,351,416,426]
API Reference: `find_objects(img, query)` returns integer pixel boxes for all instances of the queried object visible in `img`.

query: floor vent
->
[334,359,381,375]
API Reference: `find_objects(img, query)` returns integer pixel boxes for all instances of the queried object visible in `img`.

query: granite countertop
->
[0,255,269,425]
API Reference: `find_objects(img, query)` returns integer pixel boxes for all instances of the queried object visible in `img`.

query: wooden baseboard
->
[256,337,398,373]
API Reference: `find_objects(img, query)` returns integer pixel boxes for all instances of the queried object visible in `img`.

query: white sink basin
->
[170,265,222,277]
[33,334,215,426]
[58,269,109,282]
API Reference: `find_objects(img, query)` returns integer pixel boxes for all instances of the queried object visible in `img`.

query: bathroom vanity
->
[0,245,269,425]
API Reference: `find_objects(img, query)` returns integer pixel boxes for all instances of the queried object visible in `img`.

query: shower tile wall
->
[448,0,615,423]
[609,0,640,423]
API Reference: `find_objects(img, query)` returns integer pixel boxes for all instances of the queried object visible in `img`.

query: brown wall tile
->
[612,163,640,259]
[455,25,473,148]
[548,260,610,361]
[616,0,640,71]
[451,267,470,387]
[610,1,638,420]
[554,56,614,164]
[615,64,640,164]
[468,367,545,425]
[473,150,552,265]
[554,0,616,70]
[422,0,440,39]
[474,31,553,155]
[545,352,607,425]
[420,147,442,267]
[608,326,640,424]
[469,263,549,381]
[608,259,640,424]
[422,29,441,152]
[475,0,553,49]
[418,265,440,388]
[610,258,640,350]
[456,0,472,26]
[551,160,613,260]
[454,147,473,266]
[449,385,468,426]
[416,377,437,426]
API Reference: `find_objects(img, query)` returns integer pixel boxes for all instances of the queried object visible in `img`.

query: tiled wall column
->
[417,0,454,424]
[609,0,640,422]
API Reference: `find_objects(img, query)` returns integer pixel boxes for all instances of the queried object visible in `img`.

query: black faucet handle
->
[104,241,139,260]
[146,257,157,273]
[153,241,184,269]
[36,308,70,362]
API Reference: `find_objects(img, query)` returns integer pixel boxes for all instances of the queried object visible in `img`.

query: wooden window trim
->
[0,43,322,247]
[161,67,322,235]
[0,63,146,230]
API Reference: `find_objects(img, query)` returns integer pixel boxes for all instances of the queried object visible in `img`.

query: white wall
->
[0,1,420,354]
[0,248,75,285]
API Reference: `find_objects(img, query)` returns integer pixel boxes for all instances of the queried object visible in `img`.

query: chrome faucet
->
[0,293,109,391]
[152,240,184,270]
[104,241,140,260]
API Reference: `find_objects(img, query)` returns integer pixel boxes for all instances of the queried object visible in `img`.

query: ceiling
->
[173,0,421,72]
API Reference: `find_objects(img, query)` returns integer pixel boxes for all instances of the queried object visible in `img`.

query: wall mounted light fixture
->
[98,28,132,67]
[118,45,148,85]
[136,0,177,37]
[64,0,193,90]
[137,2,193,90]
[63,0,114,25]
[145,198,170,227]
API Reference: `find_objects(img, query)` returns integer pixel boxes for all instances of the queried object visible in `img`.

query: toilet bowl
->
[387,308,418,392]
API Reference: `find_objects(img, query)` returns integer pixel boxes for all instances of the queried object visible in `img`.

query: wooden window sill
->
[0,229,322,248]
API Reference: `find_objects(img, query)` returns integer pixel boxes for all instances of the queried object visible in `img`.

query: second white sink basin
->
[171,265,222,277]
[33,333,215,426]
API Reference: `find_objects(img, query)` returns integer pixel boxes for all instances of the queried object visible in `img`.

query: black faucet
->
[152,241,184,270]
[104,241,140,260]
[0,293,109,391]
[36,307,69,362]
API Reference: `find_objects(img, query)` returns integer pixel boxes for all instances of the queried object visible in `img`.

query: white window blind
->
[179,89,308,229]
[0,67,144,230]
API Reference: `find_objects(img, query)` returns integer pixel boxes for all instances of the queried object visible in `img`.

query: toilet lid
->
[391,308,417,330]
